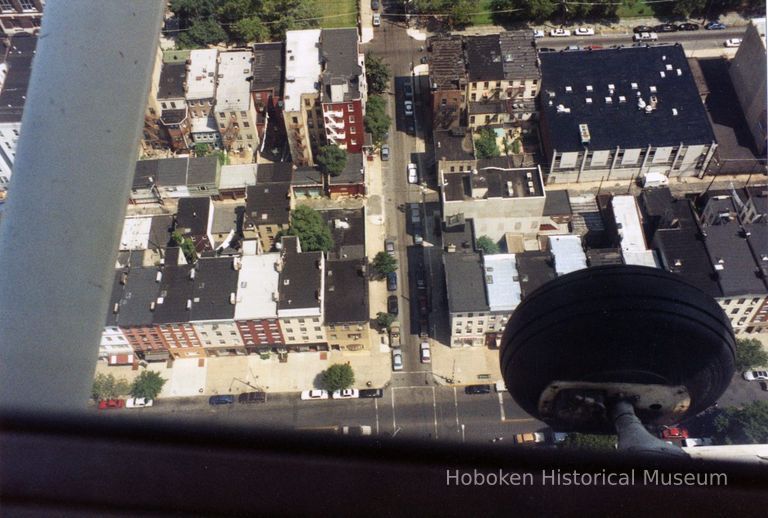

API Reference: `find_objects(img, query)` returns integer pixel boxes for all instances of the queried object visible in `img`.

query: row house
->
[176,197,214,254]
[215,50,259,156]
[428,35,466,130]
[284,29,323,166]
[539,45,717,185]
[215,163,258,200]
[234,252,285,354]
[324,258,369,351]
[0,0,43,36]
[186,48,220,147]
[157,55,191,152]
[0,34,34,189]
[251,42,284,144]
[131,155,220,204]
[243,163,292,252]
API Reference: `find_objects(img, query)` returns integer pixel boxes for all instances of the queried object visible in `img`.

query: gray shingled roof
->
[321,28,362,102]
[445,252,489,313]
[251,41,284,93]
[429,35,465,90]
[0,35,35,124]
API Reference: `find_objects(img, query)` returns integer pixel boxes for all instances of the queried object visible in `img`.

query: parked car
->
[564,45,581,51]
[406,121,415,135]
[743,370,768,381]
[407,163,418,184]
[660,426,689,439]
[681,438,713,447]
[208,395,235,406]
[633,32,658,42]
[380,144,390,161]
[403,83,413,99]
[372,13,381,27]
[98,399,125,410]
[341,425,372,436]
[392,350,403,371]
[724,38,742,48]
[575,27,595,36]
[125,397,153,408]
[413,232,423,245]
[404,100,414,116]
[705,21,726,30]
[387,295,399,315]
[410,205,421,223]
[654,23,677,32]
[464,384,491,395]
[415,271,426,290]
[677,22,699,31]
[332,389,359,399]
[238,391,267,404]
[371,0,379,10]
[633,25,653,33]
[419,341,431,363]
[549,28,570,37]
[532,29,545,39]
[515,432,546,445]
[585,45,604,51]
[387,271,397,291]
[300,389,329,400]
[385,238,395,256]
[359,388,384,398]
[420,56,428,64]
[538,47,556,53]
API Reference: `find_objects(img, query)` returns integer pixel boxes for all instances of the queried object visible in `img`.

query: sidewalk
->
[547,172,765,196]
[431,344,502,386]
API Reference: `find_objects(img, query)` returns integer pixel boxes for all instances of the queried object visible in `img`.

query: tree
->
[714,401,768,444]
[446,0,474,29]
[130,371,167,400]
[476,235,500,255]
[194,142,211,157]
[177,18,228,48]
[735,338,768,372]
[322,363,355,392]
[672,0,707,17]
[365,53,391,95]
[490,0,556,23]
[376,311,396,330]
[172,230,198,264]
[365,95,391,145]
[287,205,334,252]
[372,251,398,276]
[474,127,500,159]
[316,144,347,177]
[92,373,130,401]
[231,16,269,43]
[561,433,617,451]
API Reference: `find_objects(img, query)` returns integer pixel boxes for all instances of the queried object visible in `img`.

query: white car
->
[332,389,359,399]
[724,38,742,48]
[633,32,658,42]
[575,27,595,36]
[419,341,431,364]
[550,28,571,37]
[301,389,329,400]
[743,370,768,381]
[125,397,153,408]
[407,163,418,184]
[681,438,713,447]
[392,350,403,371]
[532,29,545,39]
[404,100,414,116]
[372,13,381,27]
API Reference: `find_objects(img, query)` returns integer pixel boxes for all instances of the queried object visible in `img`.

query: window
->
[349,116,355,123]
[312,318,320,323]
[305,99,311,107]
[292,116,299,124]
[351,139,356,145]
[471,93,476,101]
[738,299,746,305]
[0,1,14,12]
[243,121,250,128]
[19,0,36,11]
[219,112,226,118]
[301,336,309,341]
[350,126,356,134]
[298,319,305,324]
[240,111,247,118]
[469,116,475,124]
[314,327,321,331]
[483,82,489,88]
[170,102,176,109]
[161,102,167,109]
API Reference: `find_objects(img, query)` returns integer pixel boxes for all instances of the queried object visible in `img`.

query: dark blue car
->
[209,395,235,406]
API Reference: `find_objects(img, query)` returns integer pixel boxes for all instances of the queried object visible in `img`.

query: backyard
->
[317,0,358,28]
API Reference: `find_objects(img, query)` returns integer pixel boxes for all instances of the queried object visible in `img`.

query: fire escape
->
[142,114,165,152]
[292,123,308,166]
[323,108,346,148]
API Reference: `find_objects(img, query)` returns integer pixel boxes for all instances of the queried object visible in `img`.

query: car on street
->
[419,56,428,64]
[406,121,415,135]
[549,28,570,37]
[404,100,414,116]
[407,163,418,184]
[125,397,153,408]
[413,232,423,245]
[681,438,713,447]
[380,144,390,161]
[564,45,581,51]
[208,395,235,406]
[419,341,431,363]
[464,384,491,395]
[359,388,384,398]
[410,205,421,223]
[385,238,395,256]
[537,47,556,53]
[341,425,372,436]
[98,399,125,410]
[238,391,267,404]
[633,25,653,33]
[575,27,595,36]
[585,45,603,51]
[677,22,699,31]
[417,295,428,316]
[332,389,359,399]
[724,38,742,48]
[372,13,380,26]
[387,271,397,291]
[415,271,426,290]
[403,83,413,99]
[300,389,329,400]
[387,295,399,315]
[743,370,768,381]
[633,32,658,42]
[515,432,546,445]
[705,21,726,30]
[532,29,545,39]
[654,23,677,32]
[371,0,379,10]
[392,350,403,371]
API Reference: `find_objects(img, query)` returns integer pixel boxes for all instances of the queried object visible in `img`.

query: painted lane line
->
[432,386,438,440]
[497,392,506,421]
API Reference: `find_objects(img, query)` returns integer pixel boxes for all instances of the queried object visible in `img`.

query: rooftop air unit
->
[579,124,591,144]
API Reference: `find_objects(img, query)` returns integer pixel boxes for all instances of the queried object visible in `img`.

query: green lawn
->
[316,0,358,29]
[615,0,657,18]
[470,0,495,26]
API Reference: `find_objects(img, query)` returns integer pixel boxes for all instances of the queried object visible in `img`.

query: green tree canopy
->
[288,205,334,252]
[365,53,391,95]
[322,363,355,392]
[372,251,398,276]
[714,401,768,444]
[130,371,167,400]
[735,338,768,372]
[474,127,500,159]
[316,144,348,177]
[365,95,391,145]
[672,0,707,17]
[177,18,228,48]
[92,373,131,401]
[476,236,500,255]
[561,433,617,451]
[376,311,396,330]
[172,230,198,264]
[194,142,211,156]
[446,0,474,28]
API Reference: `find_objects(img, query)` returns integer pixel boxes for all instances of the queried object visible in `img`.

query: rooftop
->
[276,236,323,315]
[176,197,212,237]
[444,252,489,313]
[186,49,218,100]
[0,34,35,124]
[234,253,280,320]
[251,42,284,93]
[320,207,365,260]
[612,195,648,255]
[483,254,521,312]
[245,182,291,226]
[442,217,475,252]
[320,28,362,103]
[257,161,293,183]
[515,251,557,298]
[586,247,623,266]
[704,223,768,296]
[160,108,187,124]
[152,264,194,324]
[539,45,715,153]
[428,35,465,90]
[133,156,218,189]
[190,257,239,321]
[216,50,253,112]
[498,31,539,80]
[292,165,324,186]
[107,267,160,327]
[284,29,322,113]
[158,62,186,100]
[119,216,171,252]
[190,115,218,134]
[328,152,364,185]
[324,258,368,323]
[549,235,587,275]
[435,128,475,163]
[218,163,258,191]
[543,189,571,216]
[443,162,543,202]
[465,34,501,82]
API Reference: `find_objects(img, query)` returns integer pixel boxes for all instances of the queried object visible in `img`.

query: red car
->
[98,399,125,410]
[660,426,689,439]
